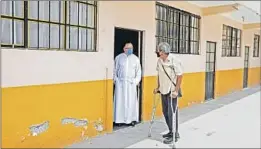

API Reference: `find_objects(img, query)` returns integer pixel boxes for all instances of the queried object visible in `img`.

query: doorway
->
[113,27,144,130]
[243,46,250,88]
[205,41,217,101]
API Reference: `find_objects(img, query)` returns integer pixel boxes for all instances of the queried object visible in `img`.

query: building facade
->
[1,1,260,148]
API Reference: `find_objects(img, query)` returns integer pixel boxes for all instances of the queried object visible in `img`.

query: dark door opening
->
[113,27,143,130]
[243,46,250,88]
[205,41,217,101]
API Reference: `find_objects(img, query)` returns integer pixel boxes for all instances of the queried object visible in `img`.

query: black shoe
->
[163,137,173,144]
[131,121,136,127]
[115,123,122,127]
[162,132,173,138]
[175,132,180,142]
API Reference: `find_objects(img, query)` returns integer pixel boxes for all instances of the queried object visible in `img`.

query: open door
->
[113,27,144,130]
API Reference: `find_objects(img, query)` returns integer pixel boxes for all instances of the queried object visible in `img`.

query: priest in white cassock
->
[113,42,142,126]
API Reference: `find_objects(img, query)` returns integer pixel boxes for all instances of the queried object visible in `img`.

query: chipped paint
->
[74,119,88,127]
[93,118,104,134]
[61,117,78,125]
[61,117,88,127]
[29,121,49,136]
[61,117,90,142]
[61,117,104,144]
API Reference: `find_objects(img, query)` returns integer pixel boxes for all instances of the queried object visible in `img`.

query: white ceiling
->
[188,1,235,7]
[188,1,260,24]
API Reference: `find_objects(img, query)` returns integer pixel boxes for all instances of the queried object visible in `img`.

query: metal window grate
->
[155,2,200,54]
[1,1,97,52]
[221,24,242,57]
[253,34,260,57]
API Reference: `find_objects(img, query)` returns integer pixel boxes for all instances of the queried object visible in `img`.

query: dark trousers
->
[161,93,179,134]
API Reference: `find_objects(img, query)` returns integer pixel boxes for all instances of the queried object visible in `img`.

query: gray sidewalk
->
[67,85,260,148]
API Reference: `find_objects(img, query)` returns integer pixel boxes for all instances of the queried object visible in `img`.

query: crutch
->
[169,65,179,149]
[148,91,160,137]
[170,92,178,149]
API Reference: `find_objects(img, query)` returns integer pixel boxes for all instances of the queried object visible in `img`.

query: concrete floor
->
[67,85,260,148]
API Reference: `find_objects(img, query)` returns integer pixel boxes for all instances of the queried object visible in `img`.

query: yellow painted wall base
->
[215,69,243,98]
[2,68,260,148]
[142,72,205,121]
[2,80,113,148]
[248,67,261,87]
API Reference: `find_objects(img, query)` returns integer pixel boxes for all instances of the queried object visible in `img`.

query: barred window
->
[1,1,24,47]
[253,34,260,57]
[222,25,241,57]
[155,2,200,54]
[1,1,97,52]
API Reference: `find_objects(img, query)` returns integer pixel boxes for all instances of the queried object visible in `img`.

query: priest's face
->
[123,43,133,53]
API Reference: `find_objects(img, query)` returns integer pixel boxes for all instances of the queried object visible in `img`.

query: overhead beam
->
[243,23,261,30]
[202,3,240,16]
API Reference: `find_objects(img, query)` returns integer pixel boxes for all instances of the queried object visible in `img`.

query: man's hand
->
[171,90,178,98]
[153,88,159,94]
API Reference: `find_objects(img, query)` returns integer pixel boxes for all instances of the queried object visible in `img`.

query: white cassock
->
[113,53,142,124]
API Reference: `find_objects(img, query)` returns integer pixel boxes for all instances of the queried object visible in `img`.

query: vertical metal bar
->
[24,1,28,48]
[64,2,67,49]
[58,1,61,49]
[229,27,233,56]
[188,15,191,54]
[197,17,200,54]
[177,12,180,53]
[68,2,71,49]
[213,42,216,99]
[77,2,80,50]
[166,6,169,45]
[86,3,88,51]
[37,1,39,48]
[235,29,238,56]
[256,35,260,56]
[94,2,97,52]
[12,1,14,45]
[49,1,51,49]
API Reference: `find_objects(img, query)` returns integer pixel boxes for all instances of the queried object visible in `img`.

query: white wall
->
[201,15,246,71]
[243,28,261,68]
[2,1,260,88]
[1,49,110,87]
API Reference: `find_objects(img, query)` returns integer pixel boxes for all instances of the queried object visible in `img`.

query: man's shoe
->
[175,132,180,142]
[163,137,173,144]
[131,121,136,127]
[162,132,173,138]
